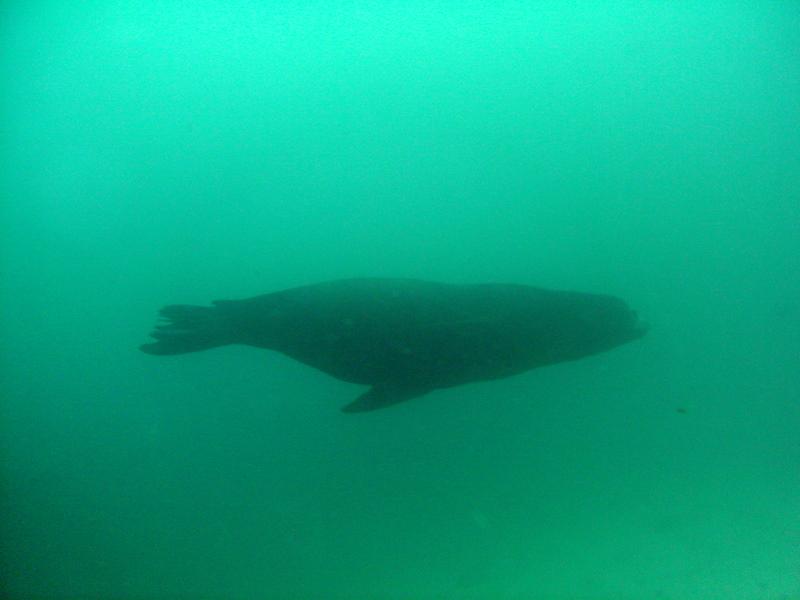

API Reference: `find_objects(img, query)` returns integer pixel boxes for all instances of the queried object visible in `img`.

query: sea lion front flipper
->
[341,385,430,413]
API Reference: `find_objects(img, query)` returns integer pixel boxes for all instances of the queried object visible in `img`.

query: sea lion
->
[140,278,647,412]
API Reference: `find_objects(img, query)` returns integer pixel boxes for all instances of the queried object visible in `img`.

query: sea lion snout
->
[631,312,649,337]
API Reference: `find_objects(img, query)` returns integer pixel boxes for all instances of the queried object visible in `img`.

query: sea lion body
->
[141,278,646,412]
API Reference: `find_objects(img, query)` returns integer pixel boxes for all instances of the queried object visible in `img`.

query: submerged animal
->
[140,278,647,412]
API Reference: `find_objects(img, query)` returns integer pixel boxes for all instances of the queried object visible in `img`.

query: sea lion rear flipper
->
[341,385,430,413]
[140,304,233,355]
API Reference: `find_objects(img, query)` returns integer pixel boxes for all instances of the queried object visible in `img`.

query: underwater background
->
[2,2,799,598]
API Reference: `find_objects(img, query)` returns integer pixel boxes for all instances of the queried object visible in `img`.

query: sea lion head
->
[551,291,647,359]
[575,293,647,349]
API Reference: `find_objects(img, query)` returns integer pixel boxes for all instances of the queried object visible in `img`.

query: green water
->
[2,2,799,598]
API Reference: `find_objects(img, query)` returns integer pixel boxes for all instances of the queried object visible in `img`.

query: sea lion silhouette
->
[140,278,647,412]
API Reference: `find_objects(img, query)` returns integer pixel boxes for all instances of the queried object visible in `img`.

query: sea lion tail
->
[140,304,232,355]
